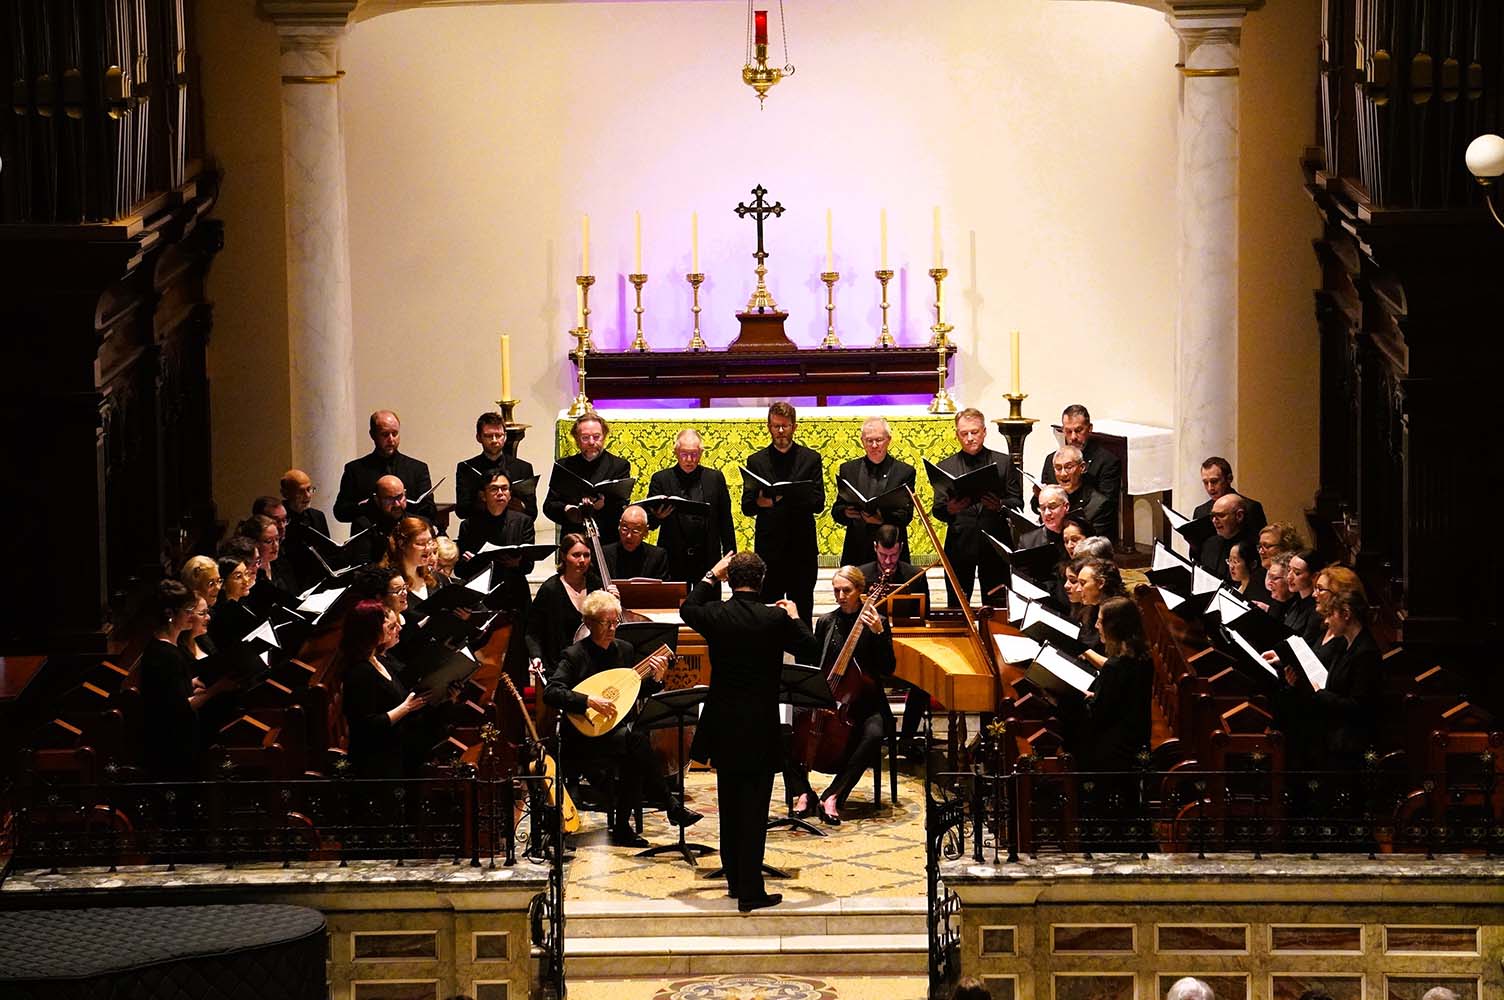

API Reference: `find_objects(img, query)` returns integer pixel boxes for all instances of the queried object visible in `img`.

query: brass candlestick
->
[745,260,780,312]
[820,271,841,348]
[567,327,592,417]
[993,393,1038,472]
[628,273,651,352]
[493,398,530,456]
[575,274,596,353]
[686,273,706,350]
[927,267,956,413]
[875,269,895,347]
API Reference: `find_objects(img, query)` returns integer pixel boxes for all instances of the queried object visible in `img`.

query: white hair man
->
[1165,977,1215,1000]
[831,415,917,566]
[645,427,737,584]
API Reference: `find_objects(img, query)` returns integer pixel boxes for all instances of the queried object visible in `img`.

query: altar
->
[554,405,971,561]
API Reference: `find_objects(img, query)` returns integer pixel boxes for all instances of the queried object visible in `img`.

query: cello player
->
[784,565,895,826]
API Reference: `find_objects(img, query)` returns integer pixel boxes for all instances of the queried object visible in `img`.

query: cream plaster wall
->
[337,0,1181,498]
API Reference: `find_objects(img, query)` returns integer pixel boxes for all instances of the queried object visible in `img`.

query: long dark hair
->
[1097,596,1147,659]
[338,600,387,662]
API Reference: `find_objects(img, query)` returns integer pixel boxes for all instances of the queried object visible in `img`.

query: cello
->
[789,566,901,774]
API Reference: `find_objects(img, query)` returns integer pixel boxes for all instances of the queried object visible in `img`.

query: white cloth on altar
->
[1052,418,1174,495]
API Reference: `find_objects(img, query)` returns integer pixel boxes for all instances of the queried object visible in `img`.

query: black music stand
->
[633,685,715,866]
[706,662,837,883]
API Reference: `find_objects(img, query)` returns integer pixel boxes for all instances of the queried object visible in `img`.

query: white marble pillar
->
[1170,8,1248,508]
[277,24,356,514]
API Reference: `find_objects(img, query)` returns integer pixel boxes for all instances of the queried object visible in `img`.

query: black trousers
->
[944,544,1008,608]
[783,711,887,806]
[569,725,672,828]
[717,766,775,899]
[759,552,816,624]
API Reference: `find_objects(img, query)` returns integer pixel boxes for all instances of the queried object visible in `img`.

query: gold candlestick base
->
[745,262,780,313]
[875,269,895,347]
[928,316,956,413]
[993,392,1038,471]
[568,324,593,417]
[820,271,841,348]
[686,273,706,350]
[575,274,596,353]
[628,273,651,352]
[493,398,531,454]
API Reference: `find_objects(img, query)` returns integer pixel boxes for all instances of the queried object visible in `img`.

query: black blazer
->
[1017,526,1071,610]
[1193,493,1268,535]
[543,451,633,539]
[283,506,333,591]
[931,448,1023,562]
[680,582,816,771]
[601,539,671,580]
[543,637,663,731]
[458,507,536,612]
[1064,485,1116,541]
[525,575,585,670]
[334,450,437,524]
[646,465,737,582]
[742,442,825,564]
[1079,653,1153,772]
[1042,437,1122,514]
[456,451,537,521]
[1310,628,1382,756]
[139,639,197,779]
[830,455,916,565]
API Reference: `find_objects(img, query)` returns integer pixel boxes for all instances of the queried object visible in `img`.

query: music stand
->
[705,662,837,883]
[633,685,715,866]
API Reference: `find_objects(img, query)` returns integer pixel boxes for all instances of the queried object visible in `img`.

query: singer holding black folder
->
[831,417,916,566]
[334,410,438,525]
[742,402,825,624]
[544,411,633,543]
[930,408,1022,608]
[1272,585,1381,772]
[646,429,737,584]
[456,412,537,520]
[1076,597,1153,773]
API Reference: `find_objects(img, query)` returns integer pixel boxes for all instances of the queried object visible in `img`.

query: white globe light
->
[1465,133,1504,179]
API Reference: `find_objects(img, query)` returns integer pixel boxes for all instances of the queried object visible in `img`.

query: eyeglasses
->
[387,584,409,595]
[618,524,646,536]
[379,493,407,504]
[228,570,253,582]
[1040,501,1068,512]
[192,609,211,619]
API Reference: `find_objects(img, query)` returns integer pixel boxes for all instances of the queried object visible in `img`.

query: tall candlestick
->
[879,208,888,269]
[501,334,512,400]
[634,211,642,273]
[932,206,942,267]
[575,283,584,327]
[1010,330,1021,395]
[825,208,833,272]
[691,212,699,272]
[582,213,590,274]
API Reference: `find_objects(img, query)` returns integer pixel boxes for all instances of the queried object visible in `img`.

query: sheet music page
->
[1023,600,1077,639]
[465,566,493,594]
[298,587,345,615]
[639,610,684,625]
[1227,626,1280,677]
[1011,574,1049,602]
[244,619,280,648]
[1037,645,1095,693]
[1004,588,1028,623]
[1192,565,1223,595]
[1152,541,1188,571]
[1008,505,1042,527]
[1157,587,1186,610]
[1286,636,1329,690]
[1214,588,1249,623]
[994,633,1043,664]
[983,530,1014,554]
[1162,503,1190,530]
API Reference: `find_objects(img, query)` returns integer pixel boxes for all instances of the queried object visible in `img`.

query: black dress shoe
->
[667,804,703,828]
[738,892,783,913]
[608,828,649,847]
[791,801,816,819]
[819,807,841,827]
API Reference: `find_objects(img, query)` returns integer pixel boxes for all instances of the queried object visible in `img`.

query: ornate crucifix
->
[734,183,785,313]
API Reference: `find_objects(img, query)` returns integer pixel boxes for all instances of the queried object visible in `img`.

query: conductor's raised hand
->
[709,552,733,581]
[775,598,799,619]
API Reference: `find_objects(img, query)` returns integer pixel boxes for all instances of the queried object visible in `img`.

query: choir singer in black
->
[544,411,633,542]
[931,408,1022,607]
[831,416,916,565]
[456,411,537,520]
[645,429,737,584]
[682,552,816,912]
[334,410,437,524]
[742,402,824,624]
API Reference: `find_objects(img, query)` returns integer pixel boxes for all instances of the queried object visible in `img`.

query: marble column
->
[1169,6,1250,509]
[276,22,357,517]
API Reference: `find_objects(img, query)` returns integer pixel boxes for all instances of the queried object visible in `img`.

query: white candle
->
[1010,330,1021,394]
[691,212,699,272]
[932,206,942,267]
[634,211,642,273]
[825,208,834,273]
[879,208,888,269]
[501,334,512,400]
[581,213,590,274]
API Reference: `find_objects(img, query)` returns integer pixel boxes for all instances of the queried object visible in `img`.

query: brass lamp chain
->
[779,0,795,74]
[745,0,754,65]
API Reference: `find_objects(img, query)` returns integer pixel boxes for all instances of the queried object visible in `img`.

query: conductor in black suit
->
[931,408,1022,607]
[831,416,916,565]
[742,402,825,624]
[543,410,633,543]
[682,552,816,913]
[334,410,438,525]
[645,429,737,584]
[1039,404,1121,527]
[601,505,671,579]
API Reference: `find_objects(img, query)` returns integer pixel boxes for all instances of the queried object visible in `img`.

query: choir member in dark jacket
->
[1017,486,1073,611]
[601,505,671,579]
[1047,445,1116,541]
[1077,597,1154,773]
[784,567,895,825]
[1039,405,1122,529]
[931,408,1023,608]
[340,600,430,778]
[1225,537,1269,605]
[742,402,825,624]
[381,516,439,604]
[457,472,536,611]
[543,590,701,845]
[1281,551,1322,639]
[1258,554,1292,619]
[1074,556,1126,656]
[1195,493,1259,578]
[645,429,737,584]
[682,552,816,911]
[280,468,336,591]
[1192,456,1267,533]
[456,411,537,521]
[525,534,594,676]
[1276,587,1382,770]
[543,411,633,545]
[857,524,932,753]
[830,417,916,565]
[209,552,258,650]
[334,410,438,524]
[139,581,235,779]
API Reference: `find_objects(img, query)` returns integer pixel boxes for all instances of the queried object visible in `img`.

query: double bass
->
[789,567,900,775]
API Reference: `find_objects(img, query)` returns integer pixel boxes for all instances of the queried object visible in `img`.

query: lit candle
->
[501,334,512,400]
[825,208,834,272]
[581,213,590,274]
[932,206,942,267]
[634,211,642,273]
[1010,330,1021,395]
[754,9,768,47]
[691,212,699,272]
[879,208,888,269]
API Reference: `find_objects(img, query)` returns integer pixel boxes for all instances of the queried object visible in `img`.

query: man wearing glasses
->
[646,429,736,585]
[1017,485,1074,610]
[347,475,409,565]
[1049,445,1114,541]
[600,505,670,580]
[279,468,332,590]
[931,408,1022,608]
[830,416,916,566]
[334,409,437,525]
[1196,492,1257,579]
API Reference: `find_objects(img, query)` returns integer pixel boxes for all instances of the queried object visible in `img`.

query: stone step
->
[568,896,926,939]
[564,931,929,978]
[568,976,929,1000]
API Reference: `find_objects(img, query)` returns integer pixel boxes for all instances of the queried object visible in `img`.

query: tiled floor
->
[564,766,927,903]
[570,973,928,1000]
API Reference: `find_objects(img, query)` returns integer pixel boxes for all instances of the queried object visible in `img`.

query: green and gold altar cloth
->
[554,405,977,562]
